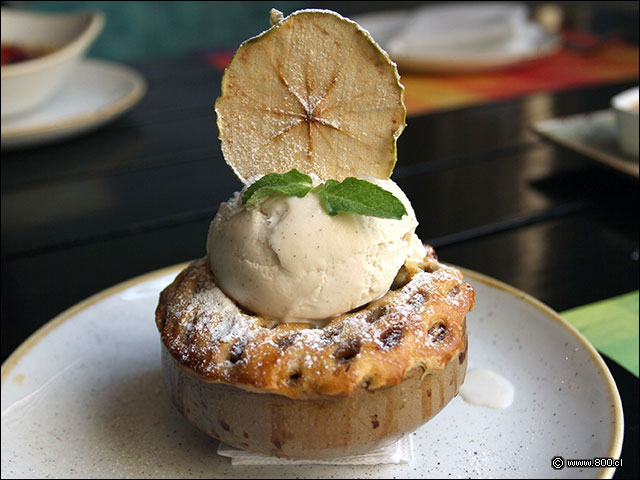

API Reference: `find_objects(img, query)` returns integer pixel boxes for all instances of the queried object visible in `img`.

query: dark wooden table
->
[1,53,638,477]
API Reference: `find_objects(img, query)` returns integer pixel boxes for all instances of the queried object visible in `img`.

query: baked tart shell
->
[156,246,474,458]
[162,326,467,458]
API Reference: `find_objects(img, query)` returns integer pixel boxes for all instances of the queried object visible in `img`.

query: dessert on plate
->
[155,8,475,459]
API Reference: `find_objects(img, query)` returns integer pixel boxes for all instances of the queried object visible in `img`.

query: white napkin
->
[382,2,542,59]
[217,434,413,466]
[388,3,527,49]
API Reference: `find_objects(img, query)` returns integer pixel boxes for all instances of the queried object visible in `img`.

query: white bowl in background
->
[1,8,105,118]
[611,86,639,158]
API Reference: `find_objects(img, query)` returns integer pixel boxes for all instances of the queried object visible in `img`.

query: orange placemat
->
[206,35,638,117]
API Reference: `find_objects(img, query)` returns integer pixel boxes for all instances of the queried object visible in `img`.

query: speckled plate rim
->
[1,261,184,385]
[0,59,146,138]
[0,262,624,478]
[459,266,624,478]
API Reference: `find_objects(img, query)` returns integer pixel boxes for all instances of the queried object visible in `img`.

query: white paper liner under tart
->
[161,323,468,460]
[217,435,413,466]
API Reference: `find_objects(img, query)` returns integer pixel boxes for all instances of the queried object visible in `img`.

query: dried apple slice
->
[215,9,406,183]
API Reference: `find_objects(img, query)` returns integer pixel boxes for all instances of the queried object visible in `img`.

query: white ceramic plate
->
[354,9,560,73]
[1,59,146,150]
[1,264,622,478]
[533,110,639,179]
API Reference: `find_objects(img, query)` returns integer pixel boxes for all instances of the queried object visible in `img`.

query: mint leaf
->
[241,170,408,219]
[314,177,407,219]
[242,169,313,205]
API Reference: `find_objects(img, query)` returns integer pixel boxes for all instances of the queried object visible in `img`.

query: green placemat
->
[562,291,639,377]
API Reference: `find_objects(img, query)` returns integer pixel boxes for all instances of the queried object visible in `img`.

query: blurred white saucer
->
[1,59,146,151]
[533,110,639,178]
[355,3,560,73]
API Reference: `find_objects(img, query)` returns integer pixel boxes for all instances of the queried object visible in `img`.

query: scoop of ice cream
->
[206,178,425,323]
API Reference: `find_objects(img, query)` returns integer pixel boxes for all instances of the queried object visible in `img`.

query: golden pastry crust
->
[156,246,475,400]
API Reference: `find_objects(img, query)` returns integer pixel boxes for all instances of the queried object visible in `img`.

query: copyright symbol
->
[551,456,565,470]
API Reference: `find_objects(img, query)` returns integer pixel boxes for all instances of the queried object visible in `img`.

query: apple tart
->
[156,246,474,458]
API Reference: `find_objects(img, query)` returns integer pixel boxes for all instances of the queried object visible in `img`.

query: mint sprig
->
[241,169,407,219]
[241,169,313,206]
[313,178,407,219]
